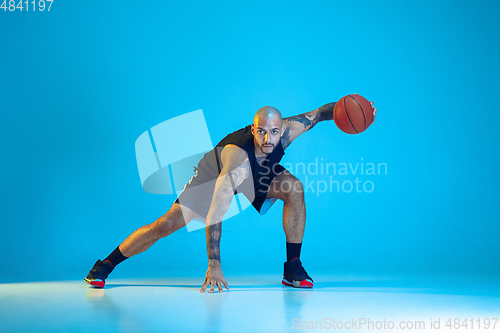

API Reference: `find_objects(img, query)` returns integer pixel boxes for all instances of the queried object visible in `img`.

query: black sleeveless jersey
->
[197,124,286,211]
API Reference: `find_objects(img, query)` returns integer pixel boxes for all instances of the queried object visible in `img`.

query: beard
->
[259,143,274,154]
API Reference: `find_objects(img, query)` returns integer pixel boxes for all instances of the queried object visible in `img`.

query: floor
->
[1,274,499,332]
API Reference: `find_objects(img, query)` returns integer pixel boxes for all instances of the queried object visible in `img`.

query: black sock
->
[104,246,128,268]
[286,242,302,262]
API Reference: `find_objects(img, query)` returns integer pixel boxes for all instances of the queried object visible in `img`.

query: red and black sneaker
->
[282,257,313,288]
[84,259,114,288]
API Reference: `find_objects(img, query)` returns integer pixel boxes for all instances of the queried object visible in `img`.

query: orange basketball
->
[333,94,374,134]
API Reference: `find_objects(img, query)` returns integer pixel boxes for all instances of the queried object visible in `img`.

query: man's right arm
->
[200,144,249,293]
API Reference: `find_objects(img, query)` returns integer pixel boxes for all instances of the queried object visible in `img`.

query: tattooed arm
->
[280,102,336,149]
[200,144,250,293]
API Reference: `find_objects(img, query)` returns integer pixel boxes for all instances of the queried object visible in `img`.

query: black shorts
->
[175,163,285,219]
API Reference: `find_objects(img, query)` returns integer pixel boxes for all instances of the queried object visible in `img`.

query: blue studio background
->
[1,0,499,283]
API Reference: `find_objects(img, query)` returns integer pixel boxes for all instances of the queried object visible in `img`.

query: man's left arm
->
[281,102,336,149]
[281,98,377,149]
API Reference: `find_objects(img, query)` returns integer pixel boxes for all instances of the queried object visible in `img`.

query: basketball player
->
[84,97,377,292]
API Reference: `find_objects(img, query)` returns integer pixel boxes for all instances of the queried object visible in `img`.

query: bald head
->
[253,106,283,127]
[251,106,285,156]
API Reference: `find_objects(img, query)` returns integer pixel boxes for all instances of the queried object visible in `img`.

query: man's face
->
[251,116,284,155]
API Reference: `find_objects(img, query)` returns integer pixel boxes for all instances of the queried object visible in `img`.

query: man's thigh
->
[266,170,303,201]
[173,202,205,224]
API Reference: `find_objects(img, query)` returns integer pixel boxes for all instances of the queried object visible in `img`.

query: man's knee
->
[280,175,304,203]
[153,204,188,238]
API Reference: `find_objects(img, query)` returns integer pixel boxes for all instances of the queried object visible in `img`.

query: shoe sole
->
[84,277,105,288]
[282,278,313,288]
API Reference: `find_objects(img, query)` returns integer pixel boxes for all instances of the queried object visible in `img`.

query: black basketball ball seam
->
[344,96,358,134]
[348,95,367,131]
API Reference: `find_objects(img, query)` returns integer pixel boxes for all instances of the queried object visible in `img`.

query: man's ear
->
[251,124,255,135]
[281,124,286,136]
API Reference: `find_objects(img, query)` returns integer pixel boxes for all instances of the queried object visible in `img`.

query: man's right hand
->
[200,261,229,293]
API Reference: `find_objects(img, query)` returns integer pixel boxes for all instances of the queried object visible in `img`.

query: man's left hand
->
[369,100,377,124]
